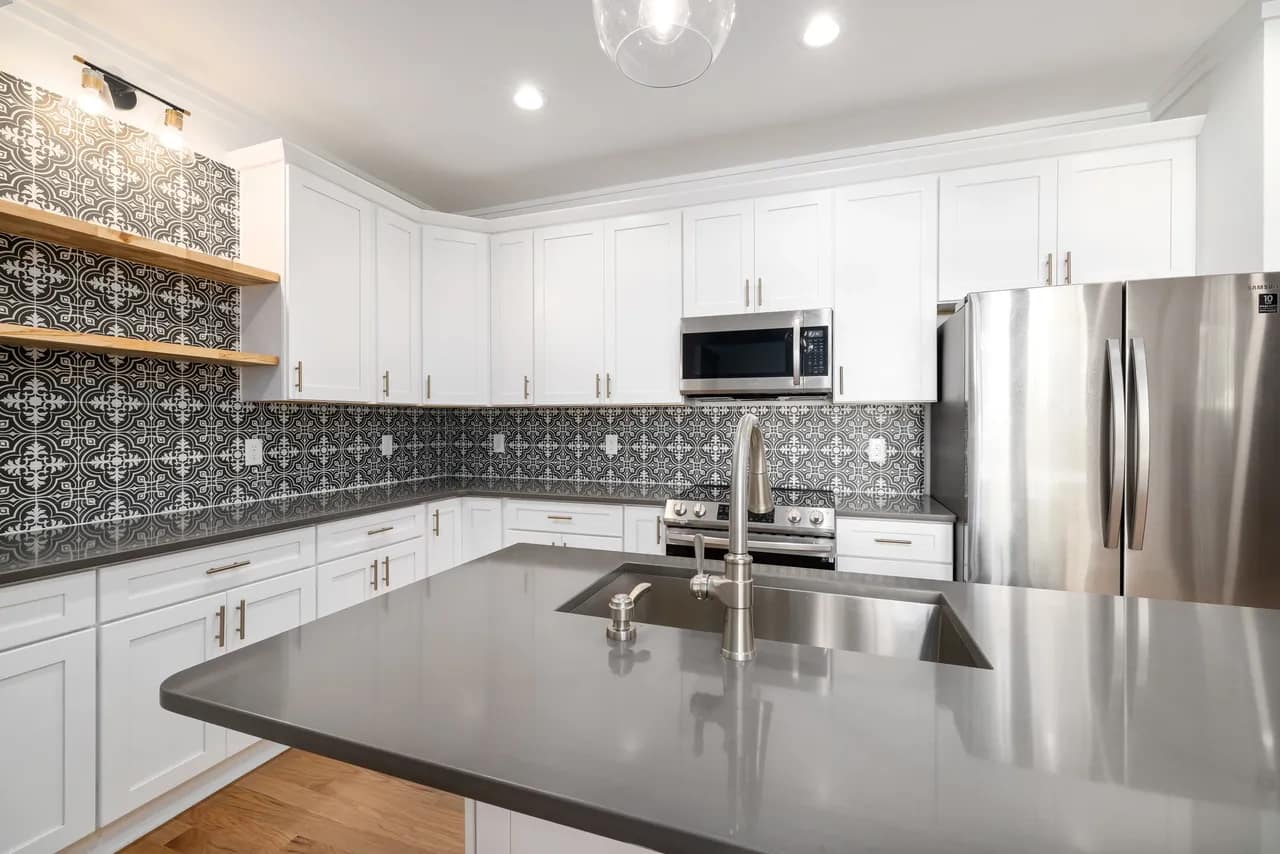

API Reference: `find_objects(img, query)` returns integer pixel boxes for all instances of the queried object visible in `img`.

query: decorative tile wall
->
[0,68,927,535]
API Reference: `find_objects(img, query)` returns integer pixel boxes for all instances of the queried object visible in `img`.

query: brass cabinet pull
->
[595,373,601,399]
[547,514,573,521]
[214,604,226,648]
[236,599,246,640]
[1045,252,1054,286]
[433,509,440,536]
[382,556,390,588]
[744,278,750,307]
[383,370,390,397]
[757,277,763,306]
[874,538,913,546]
[1063,251,1073,285]
[655,516,662,545]
[366,525,395,536]
[206,559,251,576]
[426,375,432,400]
[371,559,379,590]
[294,361,303,392]
[523,375,530,400]
[606,372,612,398]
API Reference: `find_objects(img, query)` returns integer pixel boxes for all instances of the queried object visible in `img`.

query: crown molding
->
[1263,0,1280,19]
[1151,0,1263,118]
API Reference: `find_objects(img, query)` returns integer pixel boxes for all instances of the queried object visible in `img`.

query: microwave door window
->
[683,328,793,379]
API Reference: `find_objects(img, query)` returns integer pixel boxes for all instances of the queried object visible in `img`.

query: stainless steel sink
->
[561,564,990,669]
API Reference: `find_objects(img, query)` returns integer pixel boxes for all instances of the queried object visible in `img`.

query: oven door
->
[680,309,832,396]
[665,528,836,571]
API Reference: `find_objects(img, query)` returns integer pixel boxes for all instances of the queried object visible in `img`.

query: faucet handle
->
[690,533,712,600]
[693,533,706,573]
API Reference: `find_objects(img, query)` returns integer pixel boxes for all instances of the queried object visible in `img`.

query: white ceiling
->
[37,0,1239,212]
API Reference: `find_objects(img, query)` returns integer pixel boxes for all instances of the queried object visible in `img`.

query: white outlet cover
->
[381,434,394,457]
[492,433,506,453]
[243,437,263,466]
[867,437,887,464]
[604,434,619,457]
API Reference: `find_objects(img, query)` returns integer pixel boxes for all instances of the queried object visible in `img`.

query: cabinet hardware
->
[1063,251,1073,285]
[433,509,440,536]
[874,538,913,545]
[523,375,530,400]
[382,556,391,588]
[655,516,662,545]
[214,604,226,648]
[744,278,750,307]
[206,559,251,576]
[1045,252,1054,286]
[383,370,390,397]
[426,374,432,400]
[294,361,303,392]
[606,372,612,398]
[371,559,379,590]
[236,599,246,640]
[595,373,601,398]
[839,366,844,396]
[547,514,573,521]
[366,526,395,536]
[757,277,763,305]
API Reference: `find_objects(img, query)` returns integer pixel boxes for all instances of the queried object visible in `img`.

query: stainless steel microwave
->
[680,309,833,397]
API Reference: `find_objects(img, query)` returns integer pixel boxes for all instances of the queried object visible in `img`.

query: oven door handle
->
[666,529,835,557]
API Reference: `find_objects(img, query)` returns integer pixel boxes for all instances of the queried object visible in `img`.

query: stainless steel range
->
[663,484,837,569]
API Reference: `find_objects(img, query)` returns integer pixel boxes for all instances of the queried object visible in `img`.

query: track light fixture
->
[72,55,191,151]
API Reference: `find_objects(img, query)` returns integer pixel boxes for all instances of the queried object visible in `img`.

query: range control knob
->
[673,502,687,517]
[787,509,802,525]
[693,503,707,518]
[809,511,825,526]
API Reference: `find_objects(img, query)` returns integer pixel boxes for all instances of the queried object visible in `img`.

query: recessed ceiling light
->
[513,84,545,111]
[802,13,840,48]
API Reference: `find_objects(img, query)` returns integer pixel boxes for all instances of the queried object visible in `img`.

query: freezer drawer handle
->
[1103,339,1125,549]
[1127,338,1151,551]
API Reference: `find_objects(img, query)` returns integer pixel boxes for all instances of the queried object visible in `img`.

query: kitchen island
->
[161,545,1280,853]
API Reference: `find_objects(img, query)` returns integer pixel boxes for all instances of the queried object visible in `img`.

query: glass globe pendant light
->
[592,0,737,88]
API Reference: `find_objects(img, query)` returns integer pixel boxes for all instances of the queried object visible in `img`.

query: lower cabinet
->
[426,498,463,575]
[623,505,666,555]
[836,518,954,581]
[475,802,653,854]
[317,539,427,617]
[502,500,625,551]
[461,497,504,562]
[0,629,96,854]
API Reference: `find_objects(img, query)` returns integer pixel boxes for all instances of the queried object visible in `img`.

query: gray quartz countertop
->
[0,477,949,586]
[162,545,1280,854]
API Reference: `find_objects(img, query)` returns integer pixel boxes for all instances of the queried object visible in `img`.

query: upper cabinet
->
[834,176,939,403]
[604,211,683,405]
[375,208,422,405]
[534,222,606,405]
[490,231,535,405]
[423,226,490,406]
[753,190,833,311]
[682,200,755,316]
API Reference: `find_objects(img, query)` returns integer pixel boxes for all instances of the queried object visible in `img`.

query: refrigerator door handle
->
[1104,338,1125,549]
[1127,337,1151,551]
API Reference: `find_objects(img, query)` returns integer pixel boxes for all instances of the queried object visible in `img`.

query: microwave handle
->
[792,316,802,386]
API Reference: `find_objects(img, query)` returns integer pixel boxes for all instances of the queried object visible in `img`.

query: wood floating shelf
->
[0,199,280,288]
[0,324,279,368]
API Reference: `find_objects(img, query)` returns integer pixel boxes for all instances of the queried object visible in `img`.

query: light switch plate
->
[492,433,505,453]
[867,437,887,465]
[243,437,263,466]
[380,434,394,457]
[604,434,619,457]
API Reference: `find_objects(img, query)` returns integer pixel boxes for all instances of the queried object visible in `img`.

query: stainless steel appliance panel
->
[967,283,1124,593]
[680,309,832,396]
[1123,273,1280,606]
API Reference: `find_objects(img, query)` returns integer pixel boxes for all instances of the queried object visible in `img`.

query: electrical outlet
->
[380,434,394,457]
[492,433,506,454]
[867,437,887,465]
[243,437,263,466]
[604,434,619,457]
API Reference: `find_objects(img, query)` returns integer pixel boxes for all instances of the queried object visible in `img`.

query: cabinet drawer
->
[99,528,316,622]
[836,518,953,564]
[502,500,623,538]
[316,506,426,563]
[0,571,95,652]
[838,556,953,581]
[560,533,624,551]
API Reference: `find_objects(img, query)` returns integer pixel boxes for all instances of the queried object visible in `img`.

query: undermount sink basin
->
[560,564,991,669]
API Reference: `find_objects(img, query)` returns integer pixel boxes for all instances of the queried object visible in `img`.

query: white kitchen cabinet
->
[423,226,490,405]
[374,208,422,404]
[317,551,378,617]
[534,222,606,405]
[603,211,683,405]
[938,158,1058,302]
[623,505,667,555]
[238,163,376,402]
[836,518,954,581]
[1057,139,1196,284]
[0,629,95,854]
[462,497,505,562]
[474,804,653,854]
[558,532,624,550]
[377,538,428,593]
[315,506,424,564]
[502,529,564,548]
[834,176,939,403]
[427,498,464,576]
[682,199,755,316]
[753,190,833,311]
[490,230,536,405]
[99,593,228,823]
[0,570,95,653]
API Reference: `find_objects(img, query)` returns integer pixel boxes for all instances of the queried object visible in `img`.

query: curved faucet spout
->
[728,414,773,558]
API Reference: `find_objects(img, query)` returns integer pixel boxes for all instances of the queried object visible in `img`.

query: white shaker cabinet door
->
[623,505,667,555]
[490,230,536,405]
[1058,140,1196,284]
[423,226,491,406]
[0,629,95,854]
[99,593,228,824]
[682,200,755,316]
[604,211,683,405]
[534,222,605,405]
[374,208,422,404]
[426,498,464,576]
[285,166,376,402]
[753,190,834,312]
[317,552,377,617]
[374,538,428,594]
[834,176,939,403]
[462,497,505,562]
[938,158,1058,302]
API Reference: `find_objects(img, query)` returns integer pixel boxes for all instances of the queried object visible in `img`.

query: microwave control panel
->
[800,327,829,376]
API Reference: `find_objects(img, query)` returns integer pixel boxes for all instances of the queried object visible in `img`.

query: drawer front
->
[0,571,96,652]
[503,500,623,538]
[503,530,562,548]
[316,506,426,563]
[560,533,624,551]
[838,556,953,582]
[99,528,316,622]
[837,518,953,564]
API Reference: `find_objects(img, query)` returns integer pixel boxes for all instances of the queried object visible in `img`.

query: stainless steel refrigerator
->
[933,273,1280,607]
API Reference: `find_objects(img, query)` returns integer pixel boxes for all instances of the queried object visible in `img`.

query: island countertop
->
[161,545,1280,854]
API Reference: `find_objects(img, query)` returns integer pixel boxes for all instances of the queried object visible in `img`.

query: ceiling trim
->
[1263,0,1280,18]
[1150,0,1262,118]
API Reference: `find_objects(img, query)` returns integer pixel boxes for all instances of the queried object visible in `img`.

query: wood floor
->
[121,749,465,854]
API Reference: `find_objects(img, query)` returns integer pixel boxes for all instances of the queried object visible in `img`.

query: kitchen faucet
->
[690,413,773,661]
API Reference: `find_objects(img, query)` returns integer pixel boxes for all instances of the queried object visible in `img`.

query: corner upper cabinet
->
[237,160,376,402]
[753,190,833,311]
[375,209,422,404]
[604,211,683,405]
[490,231,535,405]
[834,176,939,403]
[938,158,1057,302]
[423,226,490,406]
[534,222,606,405]
[682,200,754,316]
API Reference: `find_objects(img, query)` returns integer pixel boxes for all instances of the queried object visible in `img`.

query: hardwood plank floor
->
[121,750,465,854]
